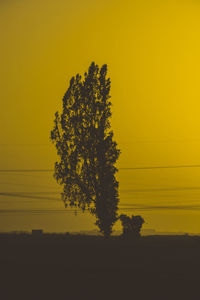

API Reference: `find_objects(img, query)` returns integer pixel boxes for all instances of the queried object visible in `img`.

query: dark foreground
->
[0,233,200,300]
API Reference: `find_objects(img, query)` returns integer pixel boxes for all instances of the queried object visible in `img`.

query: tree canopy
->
[51,62,120,237]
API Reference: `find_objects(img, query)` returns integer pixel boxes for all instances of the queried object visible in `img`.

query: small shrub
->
[119,214,144,239]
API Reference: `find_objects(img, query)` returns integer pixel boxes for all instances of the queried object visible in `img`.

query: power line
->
[1,164,200,172]
[2,186,200,198]
[121,187,200,193]
[1,204,200,214]
[0,169,52,173]
[120,164,200,170]
[0,192,60,201]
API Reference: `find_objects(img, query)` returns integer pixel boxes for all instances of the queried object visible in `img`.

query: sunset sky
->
[1,0,200,233]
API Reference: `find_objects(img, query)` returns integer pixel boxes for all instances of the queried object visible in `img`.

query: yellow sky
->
[1,0,200,233]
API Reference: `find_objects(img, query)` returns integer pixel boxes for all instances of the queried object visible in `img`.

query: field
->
[0,233,200,300]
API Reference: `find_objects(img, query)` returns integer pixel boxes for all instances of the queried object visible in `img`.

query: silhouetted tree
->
[51,62,120,237]
[119,214,144,239]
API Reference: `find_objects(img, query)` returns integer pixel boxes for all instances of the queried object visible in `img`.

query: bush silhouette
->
[119,214,144,239]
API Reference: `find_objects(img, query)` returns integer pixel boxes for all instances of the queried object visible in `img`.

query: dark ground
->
[0,233,200,300]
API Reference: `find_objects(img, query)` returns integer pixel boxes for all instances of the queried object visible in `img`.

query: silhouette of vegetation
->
[51,62,120,237]
[119,214,144,239]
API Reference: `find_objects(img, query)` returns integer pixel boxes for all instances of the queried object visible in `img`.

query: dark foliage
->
[50,62,120,237]
[119,214,145,238]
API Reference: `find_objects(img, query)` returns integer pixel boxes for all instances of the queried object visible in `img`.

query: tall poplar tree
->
[51,62,120,237]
